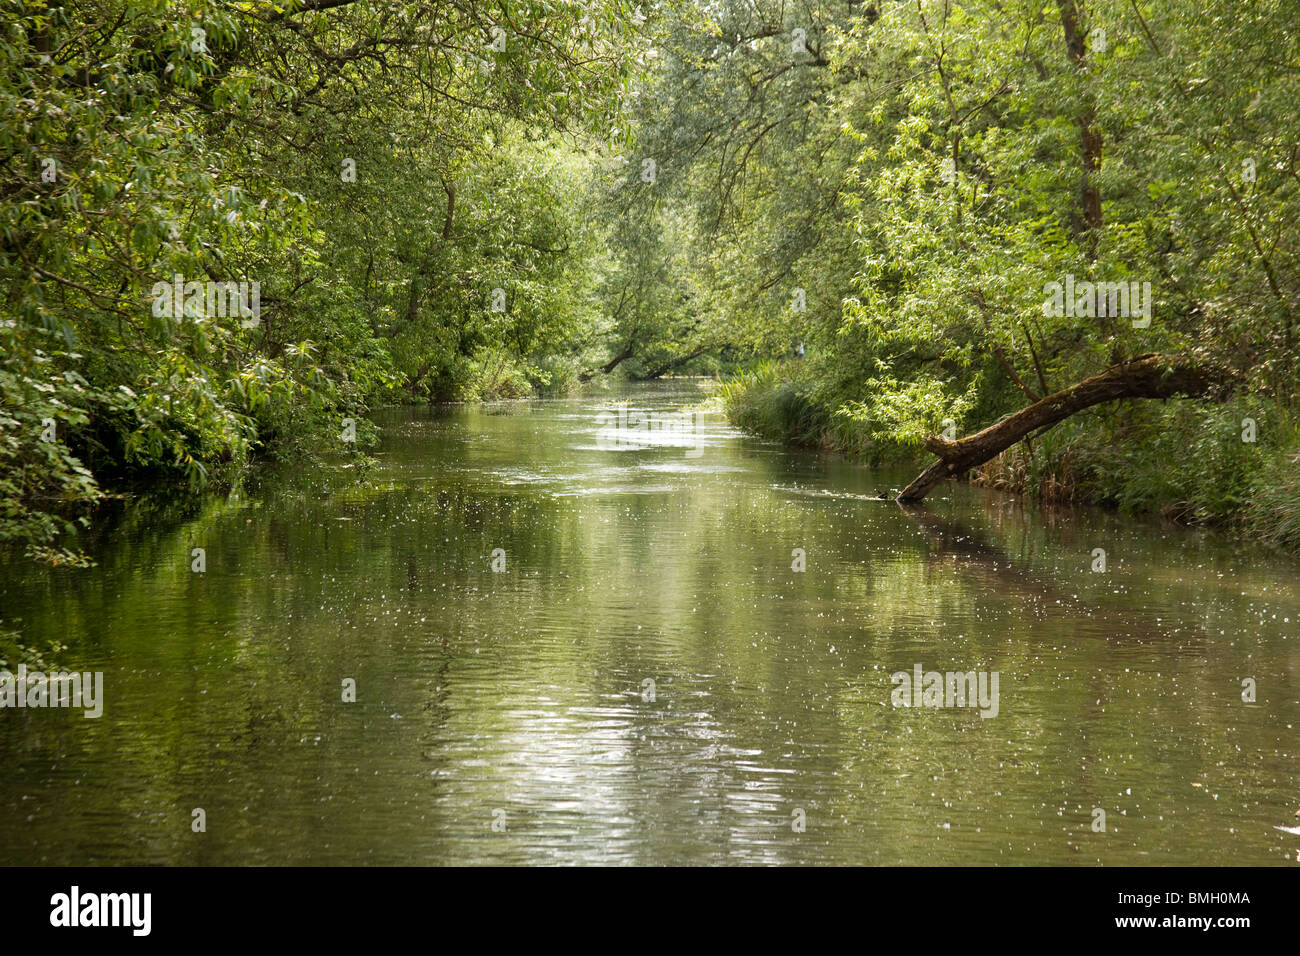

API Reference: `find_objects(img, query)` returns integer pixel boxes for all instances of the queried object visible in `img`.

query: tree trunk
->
[896,354,1236,502]
[578,341,638,382]
[1056,0,1103,256]
[641,345,712,380]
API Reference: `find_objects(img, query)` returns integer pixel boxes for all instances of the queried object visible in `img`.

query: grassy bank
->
[713,361,882,458]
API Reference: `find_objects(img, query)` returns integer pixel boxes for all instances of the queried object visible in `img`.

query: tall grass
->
[974,399,1300,545]
[715,361,893,458]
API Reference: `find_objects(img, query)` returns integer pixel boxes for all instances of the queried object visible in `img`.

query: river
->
[1,382,1297,864]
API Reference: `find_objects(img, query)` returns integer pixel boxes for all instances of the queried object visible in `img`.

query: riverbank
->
[716,362,1300,551]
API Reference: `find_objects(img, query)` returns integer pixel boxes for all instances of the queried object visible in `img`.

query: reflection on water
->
[1,381,1297,865]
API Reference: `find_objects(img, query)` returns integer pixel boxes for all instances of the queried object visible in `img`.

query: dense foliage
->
[625,0,1300,541]
[3,0,1299,568]
[2,0,642,562]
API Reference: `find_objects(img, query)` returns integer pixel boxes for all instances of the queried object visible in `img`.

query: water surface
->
[1,382,1297,864]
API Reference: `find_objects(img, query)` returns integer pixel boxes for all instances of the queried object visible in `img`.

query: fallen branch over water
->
[896,353,1238,502]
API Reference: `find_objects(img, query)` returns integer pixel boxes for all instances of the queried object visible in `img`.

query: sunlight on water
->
[1,382,1297,865]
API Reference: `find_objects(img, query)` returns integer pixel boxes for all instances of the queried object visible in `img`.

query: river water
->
[1,382,1297,865]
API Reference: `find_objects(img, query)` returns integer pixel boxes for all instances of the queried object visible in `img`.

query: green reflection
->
[1,383,1297,865]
